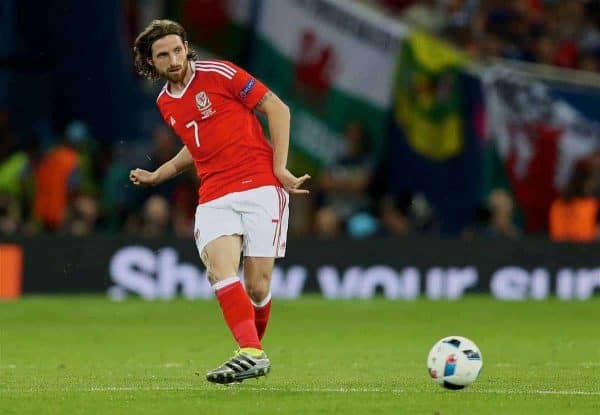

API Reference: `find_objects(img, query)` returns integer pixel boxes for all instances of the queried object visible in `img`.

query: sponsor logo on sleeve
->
[239,78,256,99]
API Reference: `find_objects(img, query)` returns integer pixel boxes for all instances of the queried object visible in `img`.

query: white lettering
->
[530,268,549,300]
[556,269,575,300]
[359,266,401,299]
[109,246,157,299]
[426,268,444,300]
[491,266,529,300]
[107,246,600,301]
[317,266,361,299]
[155,248,208,299]
[446,267,478,300]
[575,268,600,300]
[271,266,307,299]
[399,267,420,300]
[179,264,212,299]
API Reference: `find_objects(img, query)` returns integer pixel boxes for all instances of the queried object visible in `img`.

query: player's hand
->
[129,168,157,187]
[275,169,311,194]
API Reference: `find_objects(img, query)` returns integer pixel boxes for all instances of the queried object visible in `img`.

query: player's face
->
[150,35,189,83]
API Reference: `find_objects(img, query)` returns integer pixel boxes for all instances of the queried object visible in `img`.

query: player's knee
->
[246,273,270,303]
[246,283,269,304]
[243,258,273,302]
[201,250,239,285]
[206,266,237,285]
[203,260,237,285]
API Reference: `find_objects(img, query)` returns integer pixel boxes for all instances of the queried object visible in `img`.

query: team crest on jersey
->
[195,92,210,110]
[195,91,216,119]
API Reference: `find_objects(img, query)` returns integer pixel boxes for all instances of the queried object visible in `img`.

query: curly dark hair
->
[133,19,197,81]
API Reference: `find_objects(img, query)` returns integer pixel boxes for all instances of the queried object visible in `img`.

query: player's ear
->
[147,57,154,67]
[184,41,189,54]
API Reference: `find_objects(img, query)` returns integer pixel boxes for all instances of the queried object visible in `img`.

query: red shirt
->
[156,60,280,203]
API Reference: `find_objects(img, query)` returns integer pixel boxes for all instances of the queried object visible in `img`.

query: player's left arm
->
[223,60,310,194]
[255,91,311,194]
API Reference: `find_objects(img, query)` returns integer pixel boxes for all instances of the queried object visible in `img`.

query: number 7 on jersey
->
[186,120,200,147]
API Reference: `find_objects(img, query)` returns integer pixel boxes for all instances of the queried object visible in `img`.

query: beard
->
[160,61,188,83]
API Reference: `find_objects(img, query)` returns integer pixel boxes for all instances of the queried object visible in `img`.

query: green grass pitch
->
[2,296,600,414]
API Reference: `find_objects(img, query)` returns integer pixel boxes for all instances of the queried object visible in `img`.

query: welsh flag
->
[483,68,599,233]
[247,0,405,174]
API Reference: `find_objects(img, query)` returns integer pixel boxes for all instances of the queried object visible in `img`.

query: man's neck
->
[168,62,193,94]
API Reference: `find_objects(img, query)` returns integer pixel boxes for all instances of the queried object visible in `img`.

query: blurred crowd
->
[0,114,199,239]
[364,0,600,71]
[1,0,599,242]
[312,120,600,242]
[1,110,598,242]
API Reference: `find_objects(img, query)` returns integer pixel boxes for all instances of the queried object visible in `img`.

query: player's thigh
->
[202,235,243,284]
[194,203,244,283]
[239,186,289,258]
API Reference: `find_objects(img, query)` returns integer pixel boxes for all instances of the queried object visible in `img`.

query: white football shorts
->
[193,185,289,258]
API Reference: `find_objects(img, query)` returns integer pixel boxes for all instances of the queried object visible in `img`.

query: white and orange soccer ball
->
[427,336,483,390]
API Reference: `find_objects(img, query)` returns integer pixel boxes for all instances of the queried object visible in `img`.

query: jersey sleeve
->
[220,61,269,109]
[156,94,180,137]
[155,91,169,125]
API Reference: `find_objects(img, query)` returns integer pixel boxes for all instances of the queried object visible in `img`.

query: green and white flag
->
[249,0,406,173]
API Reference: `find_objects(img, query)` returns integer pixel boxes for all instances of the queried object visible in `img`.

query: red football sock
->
[252,292,272,340]
[214,277,261,350]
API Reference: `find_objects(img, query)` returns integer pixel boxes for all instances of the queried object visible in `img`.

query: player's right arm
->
[129,145,193,187]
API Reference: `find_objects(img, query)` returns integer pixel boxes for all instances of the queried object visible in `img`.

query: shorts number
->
[186,120,200,147]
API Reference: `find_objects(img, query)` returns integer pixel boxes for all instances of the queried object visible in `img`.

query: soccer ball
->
[427,336,483,390]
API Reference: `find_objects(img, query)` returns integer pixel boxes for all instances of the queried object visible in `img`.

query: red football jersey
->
[156,60,281,203]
